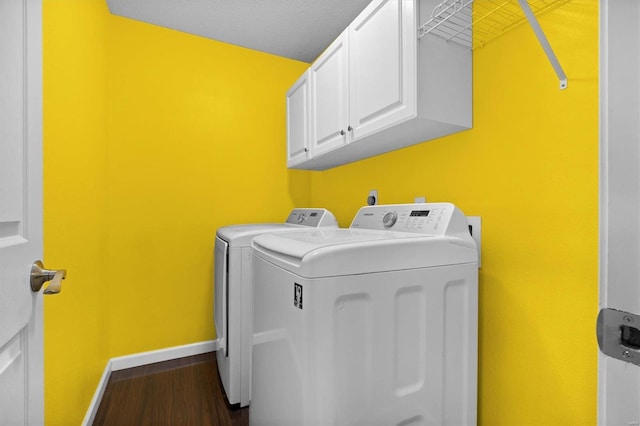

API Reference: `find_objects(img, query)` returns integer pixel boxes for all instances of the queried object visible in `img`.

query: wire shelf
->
[418,0,573,49]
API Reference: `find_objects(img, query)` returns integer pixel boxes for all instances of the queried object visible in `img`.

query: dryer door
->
[214,236,229,356]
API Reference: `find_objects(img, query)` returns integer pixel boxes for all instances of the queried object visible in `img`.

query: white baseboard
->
[81,359,113,426]
[82,339,219,425]
[110,340,219,371]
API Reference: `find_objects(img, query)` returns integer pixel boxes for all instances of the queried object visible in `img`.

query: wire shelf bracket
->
[418,0,569,90]
[516,0,567,90]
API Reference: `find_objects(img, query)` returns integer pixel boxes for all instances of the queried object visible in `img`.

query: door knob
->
[30,260,66,294]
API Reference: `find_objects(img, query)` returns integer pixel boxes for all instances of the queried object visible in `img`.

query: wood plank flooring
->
[93,352,249,426]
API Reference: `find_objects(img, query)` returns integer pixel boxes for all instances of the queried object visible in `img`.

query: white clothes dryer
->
[250,203,478,426]
[214,208,338,407]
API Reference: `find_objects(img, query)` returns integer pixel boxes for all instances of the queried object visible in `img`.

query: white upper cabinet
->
[287,0,472,171]
[310,31,349,158]
[348,0,416,141]
[286,71,311,167]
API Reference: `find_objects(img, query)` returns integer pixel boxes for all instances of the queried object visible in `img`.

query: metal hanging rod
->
[418,0,570,90]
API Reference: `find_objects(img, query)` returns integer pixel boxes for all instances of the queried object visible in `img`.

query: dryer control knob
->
[383,211,398,228]
[297,213,306,224]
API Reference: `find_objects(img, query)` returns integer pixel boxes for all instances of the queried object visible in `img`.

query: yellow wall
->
[44,0,598,425]
[43,1,110,424]
[309,1,598,425]
[105,14,310,357]
[43,1,308,423]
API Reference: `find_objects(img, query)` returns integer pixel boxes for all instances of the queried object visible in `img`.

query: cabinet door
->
[310,31,349,158]
[286,71,310,167]
[349,0,416,141]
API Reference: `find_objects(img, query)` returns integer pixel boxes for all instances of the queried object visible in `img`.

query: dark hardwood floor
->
[93,352,249,426]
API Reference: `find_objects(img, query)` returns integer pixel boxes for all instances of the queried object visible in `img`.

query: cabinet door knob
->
[340,130,346,136]
[304,148,309,152]
[348,125,353,132]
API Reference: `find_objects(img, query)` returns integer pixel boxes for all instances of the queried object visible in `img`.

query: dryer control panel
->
[350,203,467,237]
[285,208,338,228]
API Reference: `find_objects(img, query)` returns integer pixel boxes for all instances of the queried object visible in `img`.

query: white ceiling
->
[106,0,373,63]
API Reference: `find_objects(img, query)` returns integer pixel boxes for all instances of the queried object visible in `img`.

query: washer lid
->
[217,223,302,247]
[217,208,338,247]
[252,228,477,278]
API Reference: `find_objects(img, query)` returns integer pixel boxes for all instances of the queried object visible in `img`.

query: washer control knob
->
[297,213,306,224]
[382,211,398,228]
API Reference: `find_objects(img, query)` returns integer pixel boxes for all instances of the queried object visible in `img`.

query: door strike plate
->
[597,308,640,367]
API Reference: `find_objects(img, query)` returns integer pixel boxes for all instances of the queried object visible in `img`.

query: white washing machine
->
[250,203,478,426]
[214,208,338,407]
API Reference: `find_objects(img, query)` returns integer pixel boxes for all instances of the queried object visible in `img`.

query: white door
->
[310,30,349,157]
[0,0,44,424]
[348,0,416,142]
[598,1,640,424]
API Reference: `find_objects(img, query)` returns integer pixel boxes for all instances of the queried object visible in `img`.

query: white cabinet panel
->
[286,71,311,167]
[310,31,349,157]
[349,0,416,140]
